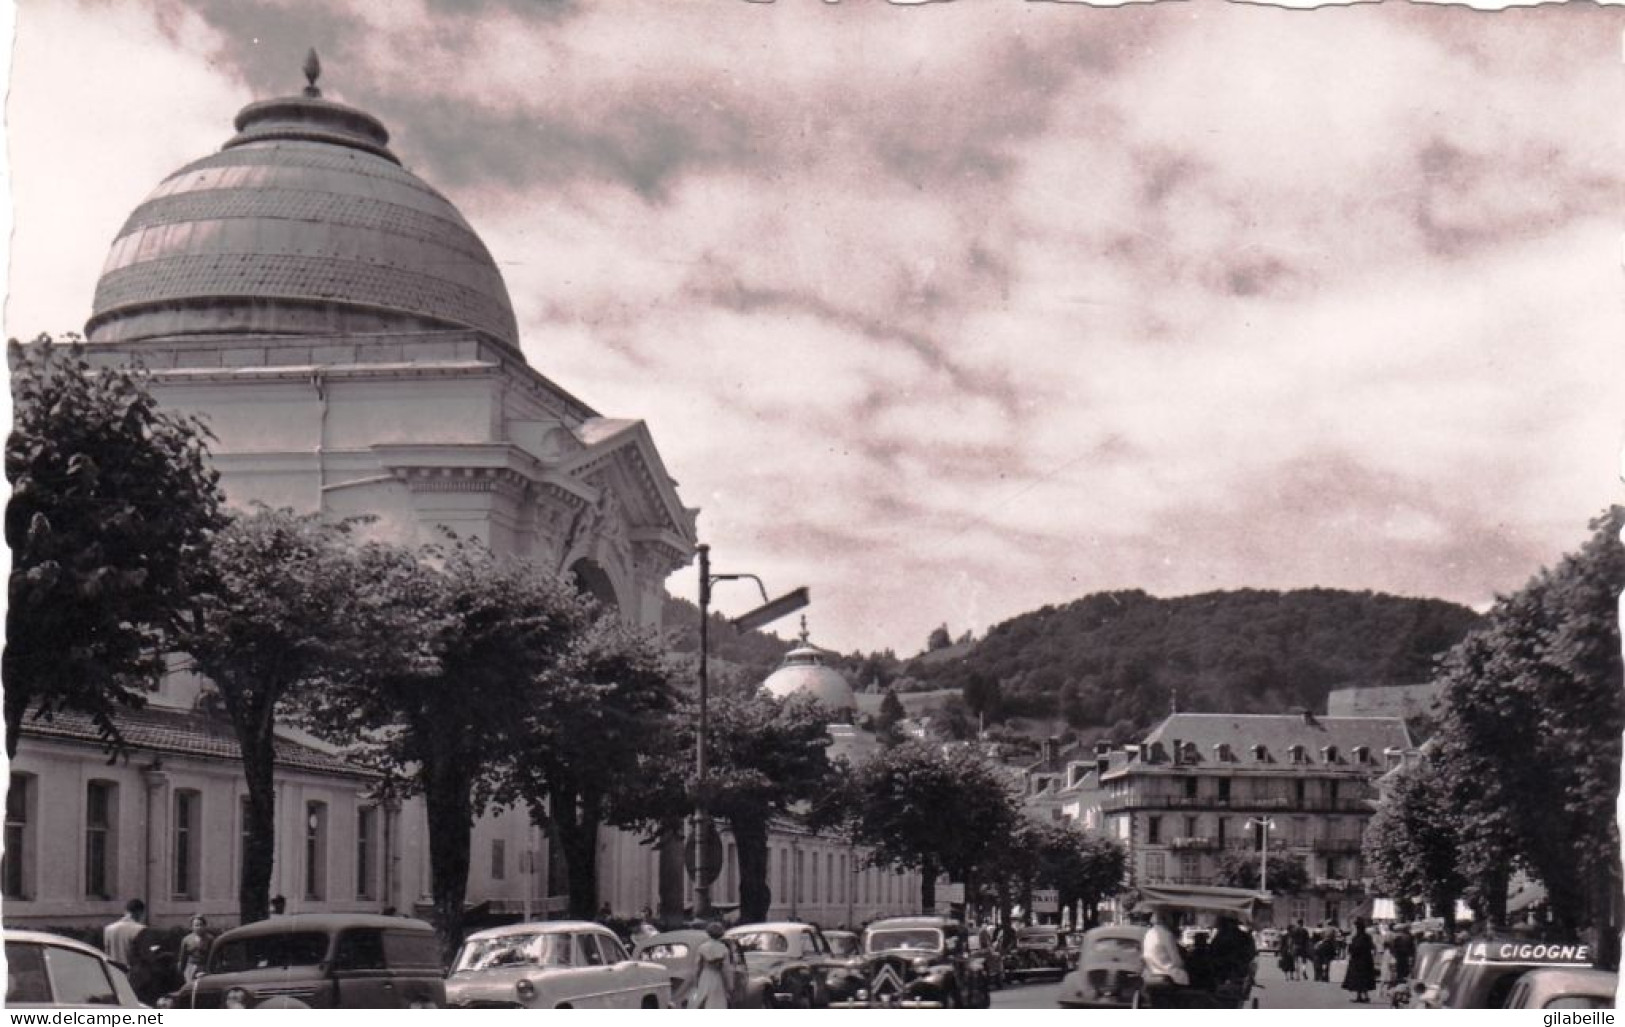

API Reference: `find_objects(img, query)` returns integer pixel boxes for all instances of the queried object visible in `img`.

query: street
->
[989,961,1391,1010]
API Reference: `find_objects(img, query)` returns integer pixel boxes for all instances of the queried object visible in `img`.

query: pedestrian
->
[102,899,146,968]
[688,922,731,1009]
[1388,923,1416,983]
[1292,920,1313,979]
[1277,933,1298,980]
[1313,925,1336,982]
[1208,916,1255,988]
[597,901,614,924]
[1341,918,1378,1003]
[177,915,212,982]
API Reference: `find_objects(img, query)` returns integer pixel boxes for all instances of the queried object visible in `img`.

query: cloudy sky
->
[7,0,1624,655]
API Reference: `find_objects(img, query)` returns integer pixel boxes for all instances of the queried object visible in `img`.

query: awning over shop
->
[1136,884,1273,922]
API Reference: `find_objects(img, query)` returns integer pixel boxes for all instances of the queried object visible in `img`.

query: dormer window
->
[1289,744,1307,764]
[1214,743,1234,762]
[1252,744,1268,763]
[1353,746,1370,764]
[1322,745,1339,764]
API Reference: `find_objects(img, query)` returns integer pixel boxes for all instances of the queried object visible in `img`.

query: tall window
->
[304,801,328,901]
[1180,852,1200,883]
[172,790,201,899]
[356,807,377,900]
[795,850,805,904]
[1146,816,1161,845]
[5,774,34,899]
[85,781,117,900]
[1145,852,1166,883]
[1218,778,1231,803]
[489,837,505,882]
[778,849,789,904]
[810,852,819,905]
[825,854,834,903]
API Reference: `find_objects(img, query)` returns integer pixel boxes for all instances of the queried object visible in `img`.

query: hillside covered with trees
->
[874,589,1481,742]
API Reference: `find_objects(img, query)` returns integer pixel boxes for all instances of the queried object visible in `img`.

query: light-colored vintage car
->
[446,921,671,1009]
[1503,968,1617,1010]
[6,930,145,1009]
[1057,925,1148,1009]
[724,921,846,1008]
[632,929,763,1008]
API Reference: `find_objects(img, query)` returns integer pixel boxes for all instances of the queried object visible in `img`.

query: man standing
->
[102,899,146,968]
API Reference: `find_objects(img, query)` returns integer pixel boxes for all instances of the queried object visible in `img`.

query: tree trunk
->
[657,825,686,927]
[730,816,772,924]
[231,704,278,925]
[424,750,474,965]
[920,857,937,914]
[552,788,602,920]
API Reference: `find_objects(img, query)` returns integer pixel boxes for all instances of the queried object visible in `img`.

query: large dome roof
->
[86,67,519,351]
[761,642,856,712]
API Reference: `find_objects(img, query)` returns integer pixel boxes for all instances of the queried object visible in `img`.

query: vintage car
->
[1433,937,1601,1009]
[631,929,762,1008]
[1408,943,1461,1008]
[824,930,862,959]
[724,921,845,1008]
[1057,925,1148,1009]
[1008,925,1072,981]
[447,921,670,1009]
[828,916,992,1009]
[6,930,146,1009]
[157,914,444,1009]
[1503,968,1618,1009]
[968,929,1006,989]
[1129,884,1266,1009]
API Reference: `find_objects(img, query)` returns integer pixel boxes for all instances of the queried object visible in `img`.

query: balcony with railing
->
[1102,793,1374,814]
[1312,837,1365,853]
[1168,836,1220,851]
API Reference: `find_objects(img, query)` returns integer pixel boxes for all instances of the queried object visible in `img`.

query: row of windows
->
[2,774,379,904]
[1143,814,1365,846]
[765,846,913,909]
[1141,851,1361,884]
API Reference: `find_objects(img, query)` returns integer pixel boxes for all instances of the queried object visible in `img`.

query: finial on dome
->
[303,48,322,97]
[1170,688,1178,714]
[798,615,810,646]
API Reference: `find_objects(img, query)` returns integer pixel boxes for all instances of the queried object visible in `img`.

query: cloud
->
[9,0,1624,654]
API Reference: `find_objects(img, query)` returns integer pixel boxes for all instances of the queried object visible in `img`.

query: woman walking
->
[689,922,732,1009]
[1341,918,1378,1003]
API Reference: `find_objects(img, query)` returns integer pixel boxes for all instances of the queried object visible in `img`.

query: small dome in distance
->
[760,619,855,712]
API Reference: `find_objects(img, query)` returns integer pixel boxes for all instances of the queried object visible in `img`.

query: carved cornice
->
[388,464,530,498]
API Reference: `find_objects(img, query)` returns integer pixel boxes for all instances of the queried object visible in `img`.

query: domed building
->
[761,622,857,714]
[8,61,700,930]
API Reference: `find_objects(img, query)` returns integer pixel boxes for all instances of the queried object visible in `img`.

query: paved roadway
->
[989,961,1390,1010]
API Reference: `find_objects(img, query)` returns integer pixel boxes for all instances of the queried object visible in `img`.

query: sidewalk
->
[1254,959,1391,1010]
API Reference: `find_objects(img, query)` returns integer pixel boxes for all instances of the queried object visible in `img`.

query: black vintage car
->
[1008,926,1073,982]
[828,917,991,1009]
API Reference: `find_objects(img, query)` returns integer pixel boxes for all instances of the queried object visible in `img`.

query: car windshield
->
[731,932,790,954]
[637,942,690,960]
[828,936,860,957]
[454,933,573,972]
[210,933,330,973]
[867,929,942,952]
[1091,937,1143,958]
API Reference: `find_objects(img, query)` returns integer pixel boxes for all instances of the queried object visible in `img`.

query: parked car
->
[447,921,670,1009]
[631,929,760,1008]
[1008,926,1072,981]
[1057,925,1148,1009]
[829,916,991,1009]
[1409,943,1462,1009]
[1436,937,1601,1009]
[6,930,145,1009]
[157,914,444,1009]
[1503,968,1617,1009]
[824,930,862,959]
[724,921,845,1008]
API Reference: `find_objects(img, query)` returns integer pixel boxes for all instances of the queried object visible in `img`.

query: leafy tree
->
[927,624,952,651]
[174,507,369,924]
[5,338,225,757]
[1032,822,1127,926]
[963,672,1002,724]
[505,614,681,922]
[1213,850,1310,896]
[1362,759,1464,931]
[1430,507,1624,947]
[834,741,1022,913]
[694,694,836,923]
[875,689,906,745]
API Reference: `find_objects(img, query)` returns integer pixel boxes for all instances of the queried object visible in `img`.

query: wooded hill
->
[886,589,1480,741]
[662,587,1481,743]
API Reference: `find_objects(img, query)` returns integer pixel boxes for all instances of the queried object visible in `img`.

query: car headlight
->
[515,979,536,1003]
[224,987,250,1009]
[911,957,930,971]
[155,996,174,1010]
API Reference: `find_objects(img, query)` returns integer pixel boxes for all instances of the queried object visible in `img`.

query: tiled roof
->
[1141,712,1411,766]
[20,704,375,779]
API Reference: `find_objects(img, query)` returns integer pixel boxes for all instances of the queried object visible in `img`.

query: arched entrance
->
[568,558,620,615]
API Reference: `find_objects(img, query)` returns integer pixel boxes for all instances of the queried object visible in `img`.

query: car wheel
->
[944,987,962,1009]
[794,987,815,1009]
[641,996,660,1009]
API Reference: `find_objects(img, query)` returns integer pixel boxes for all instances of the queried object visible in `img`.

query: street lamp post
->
[1247,817,1276,896]
[691,543,807,919]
